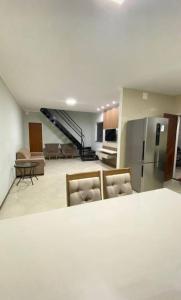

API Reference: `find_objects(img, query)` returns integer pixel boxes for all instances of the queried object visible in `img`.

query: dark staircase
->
[40,108,98,161]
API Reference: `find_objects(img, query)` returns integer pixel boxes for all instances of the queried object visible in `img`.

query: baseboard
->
[0,178,16,210]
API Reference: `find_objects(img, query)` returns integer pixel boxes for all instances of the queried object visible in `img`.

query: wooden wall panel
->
[103,110,109,129]
[103,107,119,129]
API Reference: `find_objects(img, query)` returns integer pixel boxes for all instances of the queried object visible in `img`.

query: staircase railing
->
[54,110,85,154]
[41,108,97,160]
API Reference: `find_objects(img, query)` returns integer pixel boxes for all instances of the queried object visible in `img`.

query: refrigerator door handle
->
[142,141,145,161]
[141,165,144,177]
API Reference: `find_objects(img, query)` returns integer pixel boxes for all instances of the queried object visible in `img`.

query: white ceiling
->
[0,0,181,112]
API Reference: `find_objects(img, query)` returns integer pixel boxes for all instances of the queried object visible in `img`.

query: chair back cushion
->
[105,173,132,198]
[16,148,31,159]
[45,144,59,153]
[61,144,78,156]
[69,177,101,206]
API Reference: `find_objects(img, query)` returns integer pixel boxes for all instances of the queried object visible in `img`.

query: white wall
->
[0,78,24,205]
[119,88,177,167]
[177,128,181,149]
[116,89,123,168]
[91,112,103,151]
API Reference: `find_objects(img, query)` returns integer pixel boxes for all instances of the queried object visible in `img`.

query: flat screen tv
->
[105,129,117,142]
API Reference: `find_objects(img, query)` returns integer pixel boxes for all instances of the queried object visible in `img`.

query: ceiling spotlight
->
[106,104,110,107]
[111,0,125,5]
[65,98,77,106]
[97,108,100,111]
[101,106,105,110]
[112,100,117,105]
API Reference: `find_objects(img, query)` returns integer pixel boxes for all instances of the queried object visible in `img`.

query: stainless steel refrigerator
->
[125,117,168,192]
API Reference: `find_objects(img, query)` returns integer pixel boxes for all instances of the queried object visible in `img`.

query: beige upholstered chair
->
[103,168,133,199]
[66,171,102,206]
[44,143,62,159]
[61,143,79,158]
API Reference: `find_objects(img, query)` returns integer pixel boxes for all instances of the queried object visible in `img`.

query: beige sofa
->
[16,148,45,176]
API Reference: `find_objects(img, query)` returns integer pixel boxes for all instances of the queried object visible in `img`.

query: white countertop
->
[0,188,181,300]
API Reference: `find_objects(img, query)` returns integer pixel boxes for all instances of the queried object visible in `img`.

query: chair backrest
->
[44,144,59,152]
[103,168,132,199]
[66,171,102,206]
[61,143,78,155]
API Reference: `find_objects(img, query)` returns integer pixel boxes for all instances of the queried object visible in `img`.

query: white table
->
[0,189,181,300]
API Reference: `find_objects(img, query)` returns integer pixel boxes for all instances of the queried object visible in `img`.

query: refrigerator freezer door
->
[144,118,168,164]
[141,163,164,191]
[130,164,143,192]
[126,119,146,192]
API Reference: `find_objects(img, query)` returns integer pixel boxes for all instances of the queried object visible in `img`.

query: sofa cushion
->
[16,148,31,159]
[105,173,133,198]
[69,177,101,206]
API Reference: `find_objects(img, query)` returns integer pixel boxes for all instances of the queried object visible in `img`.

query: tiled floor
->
[0,159,181,220]
[0,159,110,220]
[174,167,181,180]
[164,179,181,194]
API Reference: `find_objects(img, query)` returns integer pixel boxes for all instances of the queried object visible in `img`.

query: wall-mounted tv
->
[105,129,117,142]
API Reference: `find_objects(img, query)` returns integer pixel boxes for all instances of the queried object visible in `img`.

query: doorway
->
[164,113,178,181]
[173,116,181,180]
[29,123,43,152]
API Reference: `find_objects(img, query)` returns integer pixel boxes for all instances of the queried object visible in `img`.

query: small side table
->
[14,162,39,186]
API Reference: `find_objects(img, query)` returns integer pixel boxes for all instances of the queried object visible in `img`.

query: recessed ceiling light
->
[106,104,110,107]
[101,106,105,109]
[97,108,100,111]
[112,100,116,104]
[65,98,77,106]
[111,0,125,5]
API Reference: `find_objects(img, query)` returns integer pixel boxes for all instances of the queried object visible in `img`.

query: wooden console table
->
[96,147,117,167]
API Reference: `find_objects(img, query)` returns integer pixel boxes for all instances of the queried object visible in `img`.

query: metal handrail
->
[61,110,82,131]
[60,111,85,152]
[60,110,85,138]
[41,108,85,152]
[54,109,85,150]
[55,110,82,138]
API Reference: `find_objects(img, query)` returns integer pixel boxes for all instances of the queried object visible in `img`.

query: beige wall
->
[175,96,181,113]
[119,88,177,167]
